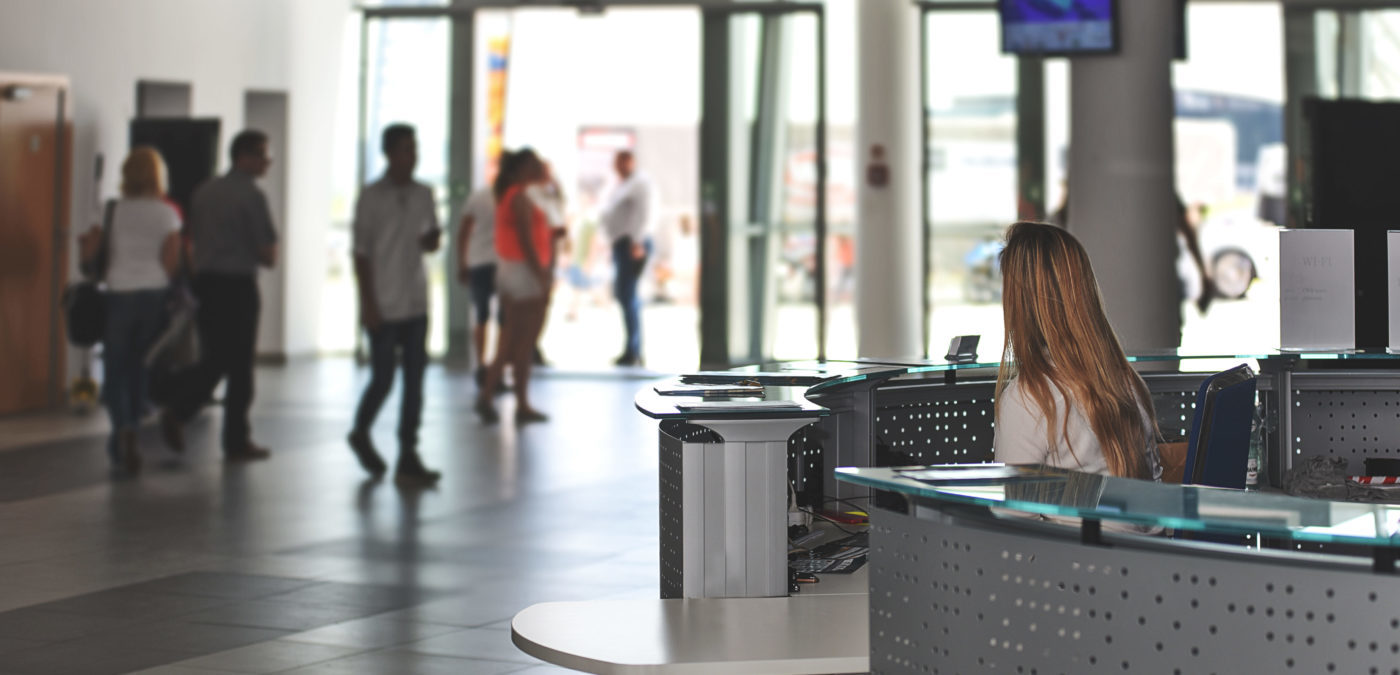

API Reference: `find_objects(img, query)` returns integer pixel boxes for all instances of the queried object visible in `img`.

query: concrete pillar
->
[1067,0,1180,352]
[855,0,923,359]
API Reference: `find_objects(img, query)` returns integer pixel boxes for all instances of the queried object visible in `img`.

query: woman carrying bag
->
[79,147,182,472]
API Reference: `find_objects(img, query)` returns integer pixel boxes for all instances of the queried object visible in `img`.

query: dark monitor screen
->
[1000,0,1118,56]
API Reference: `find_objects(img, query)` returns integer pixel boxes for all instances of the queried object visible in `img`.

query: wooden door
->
[0,78,69,414]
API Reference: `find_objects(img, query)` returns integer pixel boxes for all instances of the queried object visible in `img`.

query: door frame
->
[698,2,827,367]
[357,1,827,369]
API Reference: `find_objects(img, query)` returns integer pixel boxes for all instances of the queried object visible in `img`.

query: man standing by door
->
[346,124,442,486]
[161,130,277,461]
[599,150,655,367]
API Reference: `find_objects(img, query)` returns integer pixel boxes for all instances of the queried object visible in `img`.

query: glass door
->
[334,14,453,357]
[699,5,827,366]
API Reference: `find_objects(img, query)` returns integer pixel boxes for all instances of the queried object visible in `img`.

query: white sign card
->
[1389,232,1400,351]
[1279,229,1355,351]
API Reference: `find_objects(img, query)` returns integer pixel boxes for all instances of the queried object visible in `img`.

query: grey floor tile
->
[174,640,362,673]
[0,636,45,655]
[282,651,524,675]
[183,601,378,632]
[35,588,229,621]
[0,643,188,675]
[260,581,437,612]
[281,615,461,650]
[82,620,291,655]
[126,667,248,675]
[122,572,321,600]
[0,607,131,642]
[374,584,598,630]
[397,627,540,664]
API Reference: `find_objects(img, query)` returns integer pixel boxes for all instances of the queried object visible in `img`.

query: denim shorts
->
[467,264,498,324]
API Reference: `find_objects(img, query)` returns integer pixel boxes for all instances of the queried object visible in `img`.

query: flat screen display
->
[1000,0,1118,55]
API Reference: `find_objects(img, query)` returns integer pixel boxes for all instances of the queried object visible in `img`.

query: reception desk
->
[515,352,1400,672]
[837,465,1400,674]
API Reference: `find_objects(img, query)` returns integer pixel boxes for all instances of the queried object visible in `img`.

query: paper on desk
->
[674,400,804,412]
[654,383,765,397]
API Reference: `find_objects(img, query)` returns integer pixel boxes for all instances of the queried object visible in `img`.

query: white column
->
[1068,0,1180,351]
[855,0,923,359]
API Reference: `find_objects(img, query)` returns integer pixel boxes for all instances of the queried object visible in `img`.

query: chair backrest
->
[1182,364,1258,489]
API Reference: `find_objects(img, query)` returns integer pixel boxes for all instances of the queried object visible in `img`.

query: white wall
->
[0,0,353,364]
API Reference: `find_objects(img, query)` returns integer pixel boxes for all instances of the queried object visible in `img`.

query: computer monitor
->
[999,0,1119,56]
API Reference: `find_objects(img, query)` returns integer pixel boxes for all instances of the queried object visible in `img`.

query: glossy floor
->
[0,360,660,674]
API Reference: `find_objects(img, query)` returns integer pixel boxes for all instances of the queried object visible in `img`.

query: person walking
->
[599,150,655,367]
[476,149,551,425]
[346,124,443,485]
[456,182,499,387]
[82,147,182,472]
[160,130,277,461]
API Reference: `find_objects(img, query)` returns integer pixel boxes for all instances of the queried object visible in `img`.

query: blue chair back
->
[1182,364,1258,489]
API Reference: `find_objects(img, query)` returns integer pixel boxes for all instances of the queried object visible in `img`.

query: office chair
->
[1181,364,1258,489]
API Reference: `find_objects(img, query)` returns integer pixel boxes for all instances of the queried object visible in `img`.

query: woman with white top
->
[992,221,1163,481]
[85,147,182,472]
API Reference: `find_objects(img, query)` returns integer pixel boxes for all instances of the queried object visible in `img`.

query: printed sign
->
[1280,229,1354,351]
[1389,232,1400,352]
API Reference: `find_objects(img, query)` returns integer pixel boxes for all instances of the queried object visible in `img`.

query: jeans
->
[102,290,167,460]
[467,264,500,325]
[169,273,260,451]
[612,236,652,359]
[353,316,429,448]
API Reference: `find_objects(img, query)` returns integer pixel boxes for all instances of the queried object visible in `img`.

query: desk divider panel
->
[837,373,1205,475]
[869,503,1400,674]
[1289,372,1400,476]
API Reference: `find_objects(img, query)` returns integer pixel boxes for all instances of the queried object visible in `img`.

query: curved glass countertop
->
[836,465,1400,549]
[637,350,1400,420]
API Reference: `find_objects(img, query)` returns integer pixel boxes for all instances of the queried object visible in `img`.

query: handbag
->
[145,245,200,405]
[63,200,116,347]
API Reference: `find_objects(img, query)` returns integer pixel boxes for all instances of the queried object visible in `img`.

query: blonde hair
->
[121,146,168,198]
[994,221,1158,479]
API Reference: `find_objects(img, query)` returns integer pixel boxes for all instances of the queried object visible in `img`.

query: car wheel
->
[1211,249,1256,300]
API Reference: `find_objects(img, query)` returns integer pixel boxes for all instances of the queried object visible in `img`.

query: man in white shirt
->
[598,151,655,367]
[348,124,442,486]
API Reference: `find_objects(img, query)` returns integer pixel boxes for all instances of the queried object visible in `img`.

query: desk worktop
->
[512,568,869,675]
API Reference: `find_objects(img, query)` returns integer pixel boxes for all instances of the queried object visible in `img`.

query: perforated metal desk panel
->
[838,466,1400,674]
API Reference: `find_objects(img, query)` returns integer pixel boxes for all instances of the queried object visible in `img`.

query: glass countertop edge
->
[765,351,1400,398]
[632,400,830,420]
[834,469,1400,549]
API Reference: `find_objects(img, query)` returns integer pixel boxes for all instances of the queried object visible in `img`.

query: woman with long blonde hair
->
[993,221,1162,480]
[80,146,182,473]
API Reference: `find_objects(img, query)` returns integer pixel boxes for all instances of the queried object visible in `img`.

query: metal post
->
[815,8,828,363]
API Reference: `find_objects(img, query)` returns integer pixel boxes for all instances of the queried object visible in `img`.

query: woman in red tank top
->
[477,149,551,424]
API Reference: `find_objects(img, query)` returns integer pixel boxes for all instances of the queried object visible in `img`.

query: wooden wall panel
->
[0,77,68,415]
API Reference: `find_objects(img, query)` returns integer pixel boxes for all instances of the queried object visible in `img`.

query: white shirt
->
[994,377,1163,481]
[460,187,497,268]
[527,183,566,228]
[105,198,179,292]
[352,177,439,322]
[599,172,654,243]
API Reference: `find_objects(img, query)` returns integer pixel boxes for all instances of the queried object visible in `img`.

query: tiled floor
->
[0,359,661,674]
